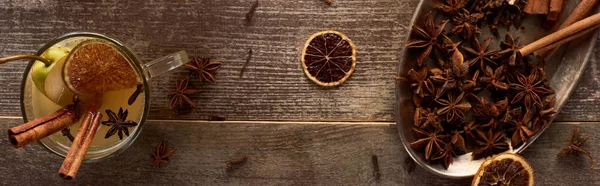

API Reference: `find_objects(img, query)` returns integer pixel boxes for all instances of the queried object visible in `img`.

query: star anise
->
[463,121,482,141]
[557,127,595,169]
[532,94,557,132]
[449,130,466,151]
[506,107,535,146]
[168,77,201,110]
[494,34,523,67]
[463,36,499,71]
[472,129,509,159]
[101,108,139,140]
[436,91,471,122]
[434,0,468,16]
[184,57,223,83]
[414,107,443,130]
[406,13,449,66]
[480,65,509,91]
[152,140,177,168]
[468,94,508,128]
[509,72,553,107]
[451,9,483,40]
[411,127,446,160]
[431,142,456,169]
[396,66,435,98]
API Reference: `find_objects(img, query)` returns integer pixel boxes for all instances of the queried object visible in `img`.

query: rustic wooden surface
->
[0,0,599,185]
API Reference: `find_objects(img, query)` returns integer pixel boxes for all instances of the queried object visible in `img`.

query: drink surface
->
[29,37,144,154]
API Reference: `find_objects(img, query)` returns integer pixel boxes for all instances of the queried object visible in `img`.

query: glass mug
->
[20,32,188,162]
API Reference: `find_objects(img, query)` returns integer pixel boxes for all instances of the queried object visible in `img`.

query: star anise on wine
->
[406,13,449,66]
[506,107,535,146]
[434,0,468,16]
[494,34,523,67]
[436,91,471,122]
[168,77,201,110]
[532,94,557,132]
[509,72,553,107]
[414,107,443,130]
[451,9,484,40]
[463,36,499,71]
[557,127,595,169]
[152,140,177,168]
[480,65,509,91]
[396,66,435,98]
[472,129,509,160]
[102,108,139,140]
[184,57,223,83]
[411,127,446,160]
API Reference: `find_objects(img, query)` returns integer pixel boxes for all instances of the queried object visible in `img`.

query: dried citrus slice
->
[301,30,356,86]
[63,40,140,95]
[472,153,534,186]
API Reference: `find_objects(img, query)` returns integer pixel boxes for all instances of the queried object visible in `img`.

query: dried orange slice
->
[63,40,140,95]
[301,30,356,86]
[472,153,534,186]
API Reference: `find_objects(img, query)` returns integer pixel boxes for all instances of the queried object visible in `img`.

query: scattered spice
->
[245,0,259,22]
[239,49,253,78]
[128,84,144,105]
[184,57,223,83]
[152,140,177,168]
[101,108,139,140]
[371,155,381,181]
[558,127,595,169]
[168,77,201,110]
[227,155,248,171]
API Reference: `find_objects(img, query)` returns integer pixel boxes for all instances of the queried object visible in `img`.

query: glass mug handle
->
[142,51,189,81]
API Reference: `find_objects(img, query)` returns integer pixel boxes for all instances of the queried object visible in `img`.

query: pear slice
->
[44,56,75,106]
[31,47,70,94]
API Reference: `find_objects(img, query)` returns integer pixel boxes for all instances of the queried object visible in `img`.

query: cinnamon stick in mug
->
[58,111,102,180]
[8,105,78,148]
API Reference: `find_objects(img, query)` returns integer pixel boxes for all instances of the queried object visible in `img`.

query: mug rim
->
[20,32,151,163]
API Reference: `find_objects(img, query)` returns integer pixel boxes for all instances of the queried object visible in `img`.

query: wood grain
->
[0,0,415,121]
[0,118,598,185]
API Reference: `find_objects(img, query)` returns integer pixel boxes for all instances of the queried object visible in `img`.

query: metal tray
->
[395,0,599,178]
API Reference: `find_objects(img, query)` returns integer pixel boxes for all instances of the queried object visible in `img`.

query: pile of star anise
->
[398,0,557,169]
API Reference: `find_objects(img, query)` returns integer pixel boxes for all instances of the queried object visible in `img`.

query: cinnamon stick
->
[547,0,565,21]
[58,111,102,180]
[8,105,78,148]
[535,0,600,59]
[520,12,600,56]
[524,0,550,15]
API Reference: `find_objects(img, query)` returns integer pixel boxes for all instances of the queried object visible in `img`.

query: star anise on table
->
[396,66,435,98]
[509,72,553,107]
[532,94,557,132]
[472,129,509,159]
[102,108,139,140]
[557,127,595,169]
[434,0,468,16]
[152,140,177,168]
[451,9,484,40]
[411,127,446,160]
[463,36,499,71]
[168,77,201,110]
[414,107,443,130]
[506,107,535,146]
[480,65,509,91]
[494,34,524,67]
[406,13,449,66]
[436,91,472,122]
[185,57,223,83]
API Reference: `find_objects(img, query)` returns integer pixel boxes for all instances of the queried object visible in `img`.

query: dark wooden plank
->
[1,118,598,185]
[0,0,416,121]
[556,46,600,121]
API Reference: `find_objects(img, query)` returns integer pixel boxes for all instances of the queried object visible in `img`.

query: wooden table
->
[1,0,598,185]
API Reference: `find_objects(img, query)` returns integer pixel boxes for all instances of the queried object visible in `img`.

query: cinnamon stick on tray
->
[8,105,78,148]
[58,111,102,180]
[524,0,550,15]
